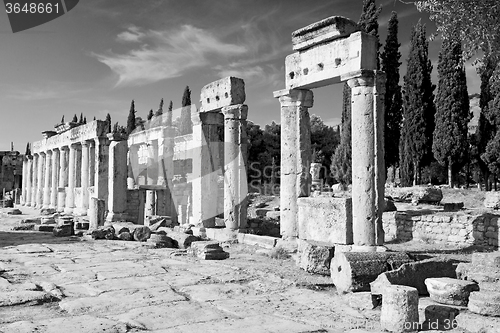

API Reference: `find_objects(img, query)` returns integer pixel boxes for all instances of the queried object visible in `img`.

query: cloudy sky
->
[0,0,481,151]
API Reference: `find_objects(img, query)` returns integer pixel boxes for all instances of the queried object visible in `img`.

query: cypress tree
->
[105,113,112,134]
[165,100,173,126]
[179,86,193,135]
[72,114,78,123]
[400,22,436,185]
[476,56,497,189]
[331,82,352,186]
[147,109,154,121]
[83,116,87,124]
[126,100,137,135]
[93,116,96,121]
[61,115,65,123]
[381,11,403,170]
[432,36,470,187]
[155,98,164,117]
[331,0,381,185]
[25,142,30,156]
[79,112,84,124]
[482,64,500,179]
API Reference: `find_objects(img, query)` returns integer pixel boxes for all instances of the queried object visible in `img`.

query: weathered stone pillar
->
[78,141,90,215]
[157,127,176,221]
[89,140,95,187]
[36,152,45,208]
[42,150,52,209]
[75,144,82,188]
[145,190,155,224]
[127,145,138,189]
[21,157,27,205]
[57,146,68,212]
[191,112,223,227]
[273,89,313,243]
[222,104,248,231]
[106,136,128,221]
[93,137,109,211]
[348,72,386,247]
[25,156,33,206]
[65,144,77,214]
[50,149,59,209]
[30,154,38,207]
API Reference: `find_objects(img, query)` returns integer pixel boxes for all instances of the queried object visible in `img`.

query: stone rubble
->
[424,277,479,306]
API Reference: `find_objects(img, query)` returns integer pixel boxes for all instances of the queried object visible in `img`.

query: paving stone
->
[468,290,500,316]
[152,315,331,333]
[0,315,126,333]
[111,302,235,331]
[180,283,258,302]
[59,286,185,315]
[425,277,479,306]
[0,291,53,307]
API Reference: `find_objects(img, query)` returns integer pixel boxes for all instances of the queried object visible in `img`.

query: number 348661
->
[5,2,60,14]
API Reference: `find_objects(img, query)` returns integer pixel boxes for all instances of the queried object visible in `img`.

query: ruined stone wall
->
[383,211,500,247]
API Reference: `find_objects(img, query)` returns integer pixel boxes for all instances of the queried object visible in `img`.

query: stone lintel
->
[200,77,246,112]
[273,89,313,108]
[221,104,248,120]
[291,16,359,51]
[285,31,377,90]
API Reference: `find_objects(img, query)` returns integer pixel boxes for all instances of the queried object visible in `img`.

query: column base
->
[350,245,388,252]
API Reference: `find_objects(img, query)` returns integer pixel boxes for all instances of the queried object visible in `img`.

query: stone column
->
[42,150,52,209]
[21,157,27,205]
[146,140,158,185]
[191,112,223,228]
[145,190,155,224]
[57,146,68,212]
[127,145,138,189]
[50,149,59,209]
[79,141,90,215]
[222,104,248,231]
[93,137,109,211]
[348,72,386,248]
[106,137,128,221]
[30,154,38,207]
[89,140,95,187]
[25,156,33,206]
[36,152,45,208]
[273,89,313,243]
[65,144,77,214]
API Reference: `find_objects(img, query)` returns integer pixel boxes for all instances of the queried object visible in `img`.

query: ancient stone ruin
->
[20,76,249,240]
[273,16,385,250]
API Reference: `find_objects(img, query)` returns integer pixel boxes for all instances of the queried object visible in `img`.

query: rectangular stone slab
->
[297,197,353,244]
[285,31,377,89]
[200,77,245,112]
[291,16,359,51]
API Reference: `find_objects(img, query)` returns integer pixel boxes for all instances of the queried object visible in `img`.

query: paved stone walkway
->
[0,207,467,333]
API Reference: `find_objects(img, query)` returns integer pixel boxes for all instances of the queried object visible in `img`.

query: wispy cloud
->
[6,84,87,101]
[93,25,248,87]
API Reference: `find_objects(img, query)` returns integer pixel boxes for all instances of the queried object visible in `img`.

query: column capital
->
[60,145,69,152]
[345,70,386,89]
[273,89,313,108]
[221,104,248,120]
[51,147,60,153]
[81,140,90,148]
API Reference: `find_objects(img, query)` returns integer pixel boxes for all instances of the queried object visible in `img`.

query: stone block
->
[443,202,464,212]
[422,305,460,331]
[484,192,500,209]
[34,224,55,232]
[189,240,229,260]
[168,230,199,249]
[424,277,479,306]
[291,16,359,51]
[385,186,442,204]
[297,197,353,244]
[472,251,500,267]
[331,251,412,293]
[370,257,458,295]
[237,233,278,249]
[285,31,377,89]
[296,239,334,275]
[380,285,419,332]
[53,225,73,237]
[40,208,57,215]
[200,77,245,111]
[468,290,500,316]
[41,217,56,225]
[3,208,21,215]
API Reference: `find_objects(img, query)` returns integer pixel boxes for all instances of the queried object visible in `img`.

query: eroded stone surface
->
[425,277,479,306]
